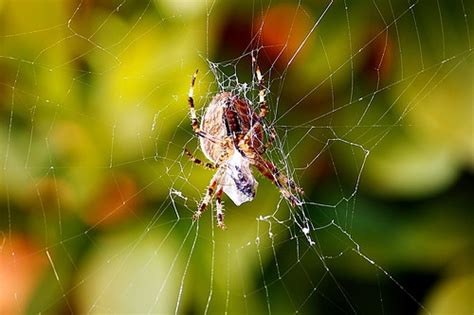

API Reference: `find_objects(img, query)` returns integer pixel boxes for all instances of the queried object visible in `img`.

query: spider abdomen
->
[200,92,263,163]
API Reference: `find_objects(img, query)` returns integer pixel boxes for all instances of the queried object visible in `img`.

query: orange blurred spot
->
[255,4,313,67]
[84,173,141,227]
[0,235,46,314]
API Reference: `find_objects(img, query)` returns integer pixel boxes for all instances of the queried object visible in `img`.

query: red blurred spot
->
[255,4,313,68]
[84,173,141,227]
[0,235,46,314]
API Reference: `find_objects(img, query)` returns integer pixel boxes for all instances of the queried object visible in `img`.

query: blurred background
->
[0,0,472,314]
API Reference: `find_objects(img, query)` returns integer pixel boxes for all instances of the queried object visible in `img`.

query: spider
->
[185,59,302,229]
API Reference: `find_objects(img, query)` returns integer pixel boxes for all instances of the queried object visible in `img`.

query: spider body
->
[200,92,263,162]
[200,92,262,205]
[186,64,302,229]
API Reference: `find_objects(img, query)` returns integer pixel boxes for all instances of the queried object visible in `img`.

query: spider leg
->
[238,120,302,206]
[193,166,225,221]
[188,69,216,142]
[253,56,267,120]
[253,154,303,207]
[259,126,276,154]
[215,186,226,229]
[184,147,217,170]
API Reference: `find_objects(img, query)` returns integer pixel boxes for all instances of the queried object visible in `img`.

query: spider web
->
[1,0,472,314]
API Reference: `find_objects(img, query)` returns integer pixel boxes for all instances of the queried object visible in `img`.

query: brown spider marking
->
[185,61,303,229]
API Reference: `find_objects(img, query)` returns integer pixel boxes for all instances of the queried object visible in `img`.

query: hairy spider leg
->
[188,69,217,142]
[184,147,217,170]
[252,154,303,207]
[190,135,233,228]
[193,165,226,224]
[242,57,273,154]
[215,187,226,229]
[253,57,267,120]
[260,126,276,154]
